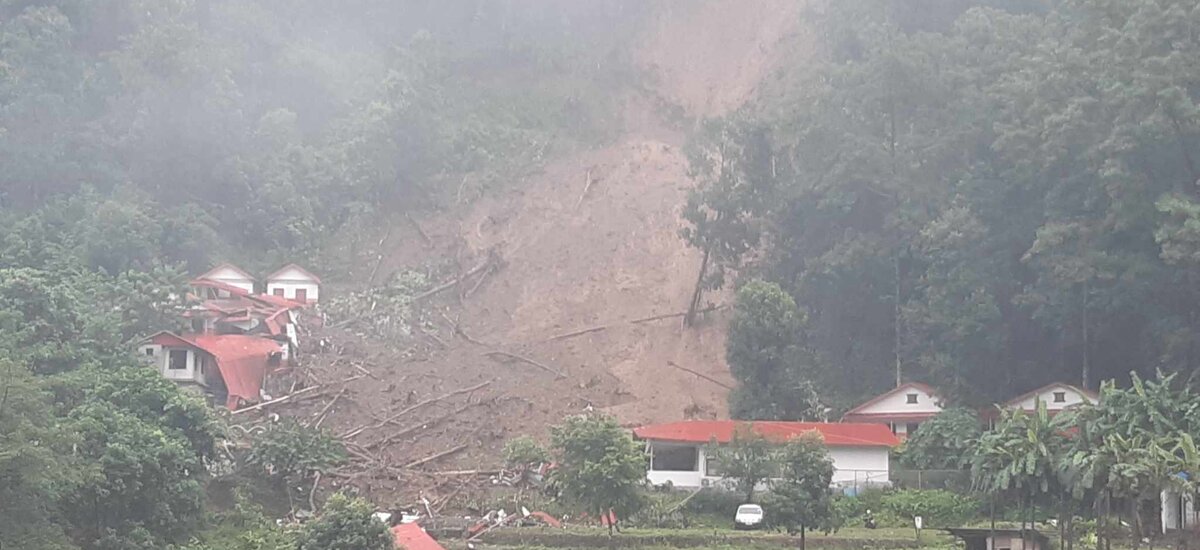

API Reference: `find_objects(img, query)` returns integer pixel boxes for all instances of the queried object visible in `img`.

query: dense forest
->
[692,0,1200,411]
[0,1,644,548]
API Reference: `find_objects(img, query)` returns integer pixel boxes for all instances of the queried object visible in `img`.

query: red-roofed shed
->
[634,420,898,490]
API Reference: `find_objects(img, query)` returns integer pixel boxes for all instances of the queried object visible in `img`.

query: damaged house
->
[138,263,319,409]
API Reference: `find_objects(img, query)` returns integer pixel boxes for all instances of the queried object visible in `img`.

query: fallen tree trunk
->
[665,361,732,390]
[368,398,494,450]
[483,350,566,379]
[411,258,493,303]
[350,380,493,437]
[403,444,468,470]
[543,305,727,343]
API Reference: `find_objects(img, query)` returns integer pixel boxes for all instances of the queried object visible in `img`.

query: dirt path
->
[282,0,814,506]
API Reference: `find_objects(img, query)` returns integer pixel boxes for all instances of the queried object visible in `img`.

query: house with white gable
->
[197,263,257,294]
[841,382,944,439]
[265,264,320,304]
[1000,382,1097,415]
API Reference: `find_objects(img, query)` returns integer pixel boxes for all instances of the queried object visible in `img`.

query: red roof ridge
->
[266,263,321,283]
[633,420,900,447]
[842,382,941,417]
[391,523,445,550]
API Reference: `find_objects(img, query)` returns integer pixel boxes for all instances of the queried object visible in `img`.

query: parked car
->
[734,504,764,530]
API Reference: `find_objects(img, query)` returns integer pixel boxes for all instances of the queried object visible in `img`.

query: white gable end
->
[854,386,943,416]
[268,266,316,283]
[1009,384,1092,411]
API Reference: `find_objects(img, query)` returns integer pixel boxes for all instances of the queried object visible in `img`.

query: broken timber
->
[344,380,493,438]
[543,304,726,343]
[403,444,468,470]
[483,350,566,379]
[665,361,732,390]
[411,257,494,303]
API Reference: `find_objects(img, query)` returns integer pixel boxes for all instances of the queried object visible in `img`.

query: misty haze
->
[2,1,1200,549]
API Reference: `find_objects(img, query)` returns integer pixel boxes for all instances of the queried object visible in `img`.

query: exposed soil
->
[251,0,815,509]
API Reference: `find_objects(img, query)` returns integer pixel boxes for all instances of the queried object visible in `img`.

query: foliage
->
[879,490,980,528]
[295,493,392,550]
[760,433,837,539]
[726,280,825,420]
[549,414,648,523]
[504,435,550,468]
[705,424,778,501]
[177,496,295,550]
[247,420,346,482]
[899,408,982,470]
[970,401,1068,497]
[685,0,1200,408]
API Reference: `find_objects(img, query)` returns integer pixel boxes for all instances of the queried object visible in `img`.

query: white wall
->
[1162,490,1197,532]
[266,281,319,303]
[645,441,891,490]
[1010,384,1091,412]
[202,266,255,293]
[139,344,206,386]
[854,387,942,416]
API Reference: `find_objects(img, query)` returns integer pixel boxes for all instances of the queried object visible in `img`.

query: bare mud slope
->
[292,0,812,505]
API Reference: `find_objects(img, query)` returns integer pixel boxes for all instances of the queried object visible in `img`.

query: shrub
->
[880,489,981,528]
[503,435,550,467]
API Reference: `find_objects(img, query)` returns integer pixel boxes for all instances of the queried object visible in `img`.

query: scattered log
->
[230,375,364,416]
[440,312,486,346]
[369,397,495,450]
[630,304,724,325]
[352,363,380,381]
[464,263,494,299]
[403,444,468,470]
[483,350,566,379]
[359,380,494,435]
[433,469,502,476]
[543,305,727,343]
[411,258,493,303]
[665,361,732,390]
[545,324,611,342]
[311,388,346,429]
[367,227,392,285]
[309,471,321,513]
[574,169,594,210]
[406,212,432,246]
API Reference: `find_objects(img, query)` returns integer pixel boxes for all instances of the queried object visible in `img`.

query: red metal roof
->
[633,420,900,447]
[841,411,942,423]
[391,523,445,550]
[187,334,284,409]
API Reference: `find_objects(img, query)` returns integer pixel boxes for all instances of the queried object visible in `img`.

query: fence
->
[889,469,971,491]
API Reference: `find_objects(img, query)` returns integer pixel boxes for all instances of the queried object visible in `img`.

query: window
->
[168,350,188,370]
[906,393,919,404]
[1053,391,1066,403]
[144,348,154,356]
[906,422,920,435]
[650,445,699,472]
[295,288,308,302]
[273,288,285,297]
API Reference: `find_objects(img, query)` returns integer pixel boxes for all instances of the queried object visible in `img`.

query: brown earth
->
[253,0,815,509]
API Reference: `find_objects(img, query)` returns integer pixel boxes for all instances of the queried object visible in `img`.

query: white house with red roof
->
[197,263,257,294]
[633,420,899,490]
[139,331,288,409]
[265,264,321,304]
[841,382,944,439]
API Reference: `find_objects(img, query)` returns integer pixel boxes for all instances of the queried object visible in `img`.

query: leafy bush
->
[899,408,982,470]
[503,435,550,467]
[296,493,391,550]
[880,489,981,528]
[248,420,346,481]
[684,488,747,516]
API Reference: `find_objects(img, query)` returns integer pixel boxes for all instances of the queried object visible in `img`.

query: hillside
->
[286,0,815,506]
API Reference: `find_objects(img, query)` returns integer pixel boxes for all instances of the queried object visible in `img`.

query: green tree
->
[706,424,779,502]
[503,435,550,468]
[550,414,647,535]
[726,280,824,420]
[247,420,346,513]
[899,408,982,470]
[760,433,836,550]
[295,493,392,550]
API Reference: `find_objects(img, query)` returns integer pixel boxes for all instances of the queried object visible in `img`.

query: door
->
[295,288,307,302]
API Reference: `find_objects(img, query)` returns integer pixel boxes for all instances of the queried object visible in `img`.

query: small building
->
[1002,382,1097,415]
[945,528,1048,550]
[841,382,944,439]
[1162,489,1198,533]
[139,331,288,409]
[391,523,445,550]
[265,264,320,304]
[197,263,257,294]
[633,420,899,490]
